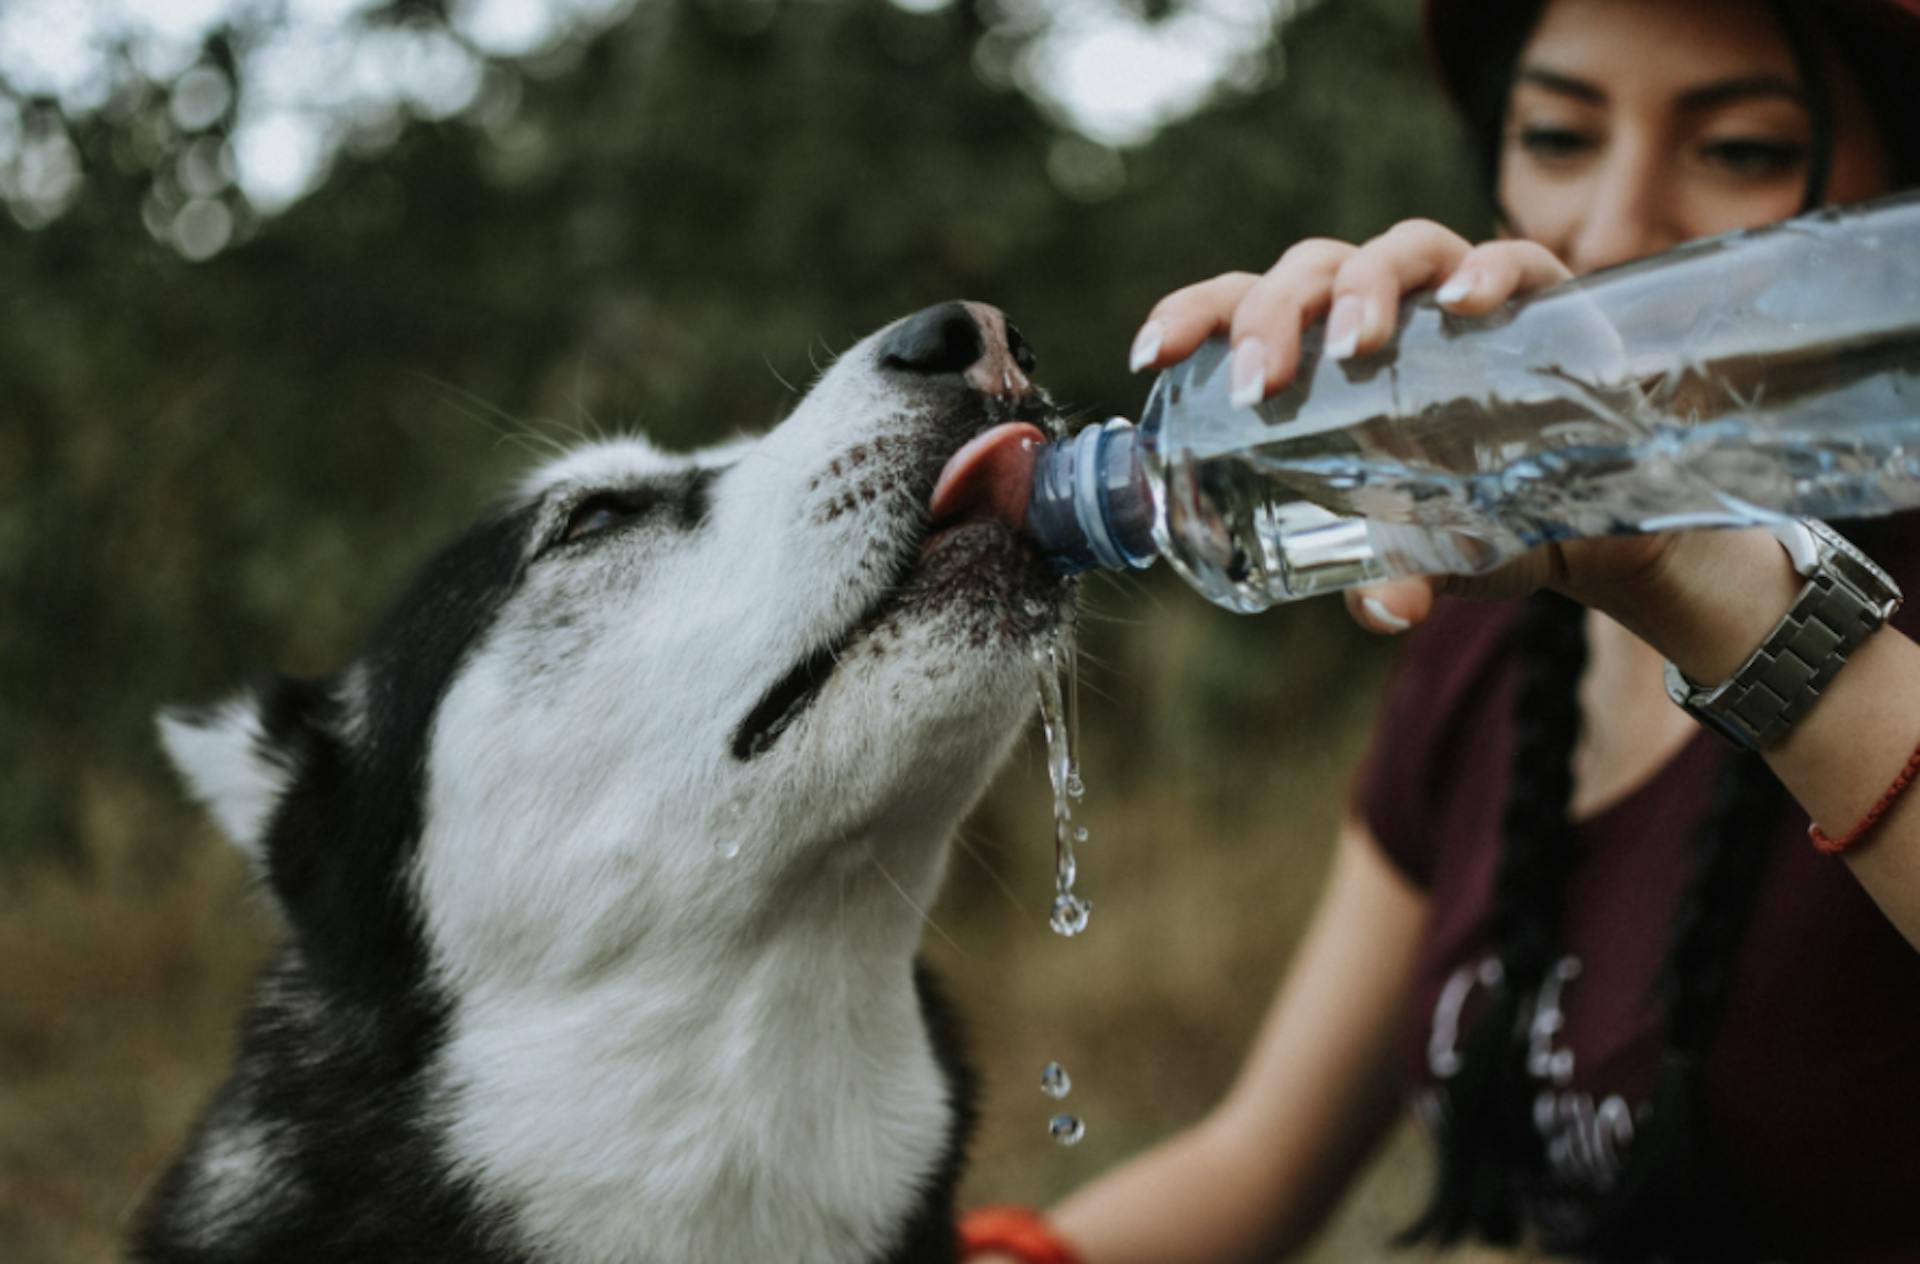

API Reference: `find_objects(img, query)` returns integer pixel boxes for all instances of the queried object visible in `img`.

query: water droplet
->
[1048,1113,1086,1146]
[1040,1061,1071,1099]
[1049,893,1092,937]
[717,792,750,859]
[1034,630,1093,938]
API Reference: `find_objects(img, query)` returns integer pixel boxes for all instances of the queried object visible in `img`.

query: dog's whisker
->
[530,407,600,449]
[1065,596,1145,629]
[1100,569,1160,603]
[951,830,1032,921]
[1068,645,1119,673]
[868,849,966,958]
[417,374,573,460]
[156,300,1085,1259]
[489,431,569,461]
[1071,675,1120,706]
[567,359,602,445]
[764,355,802,396]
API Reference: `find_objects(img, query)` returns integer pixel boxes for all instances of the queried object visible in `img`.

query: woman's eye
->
[1516,126,1596,161]
[559,493,649,544]
[1700,137,1807,177]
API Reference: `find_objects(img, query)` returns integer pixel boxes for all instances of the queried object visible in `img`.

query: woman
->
[964,0,1920,1260]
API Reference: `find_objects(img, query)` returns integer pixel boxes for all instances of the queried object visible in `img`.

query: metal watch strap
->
[1662,520,1902,751]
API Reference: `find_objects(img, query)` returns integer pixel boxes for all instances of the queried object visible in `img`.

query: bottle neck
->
[1026,419,1158,574]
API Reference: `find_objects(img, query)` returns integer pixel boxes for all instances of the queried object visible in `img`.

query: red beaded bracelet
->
[958,1205,1084,1264]
[1808,737,1920,855]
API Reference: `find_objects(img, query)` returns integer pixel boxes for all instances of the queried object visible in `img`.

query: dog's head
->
[160,302,1068,1001]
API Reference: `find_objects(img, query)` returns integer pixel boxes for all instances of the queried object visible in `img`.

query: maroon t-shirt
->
[1354,520,1920,1260]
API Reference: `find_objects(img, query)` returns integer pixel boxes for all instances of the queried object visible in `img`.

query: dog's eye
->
[559,492,652,544]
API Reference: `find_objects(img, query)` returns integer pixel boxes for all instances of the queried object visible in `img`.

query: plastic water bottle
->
[1025,192,1920,613]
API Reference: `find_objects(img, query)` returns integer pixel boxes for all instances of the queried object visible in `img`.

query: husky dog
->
[137,303,1068,1264]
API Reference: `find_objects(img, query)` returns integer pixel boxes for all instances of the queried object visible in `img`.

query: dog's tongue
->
[929,422,1045,527]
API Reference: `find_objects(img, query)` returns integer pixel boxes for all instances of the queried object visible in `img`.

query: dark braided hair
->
[1397,1,1920,1248]
[1398,590,1585,1247]
[1400,594,1789,1255]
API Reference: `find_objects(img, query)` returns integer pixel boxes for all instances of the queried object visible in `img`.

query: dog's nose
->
[879,301,1036,398]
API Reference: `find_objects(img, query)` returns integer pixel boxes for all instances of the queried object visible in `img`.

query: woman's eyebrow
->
[1673,74,1806,111]
[1513,68,1807,113]
[1515,66,1605,104]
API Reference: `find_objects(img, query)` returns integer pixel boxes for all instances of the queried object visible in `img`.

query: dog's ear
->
[156,683,304,859]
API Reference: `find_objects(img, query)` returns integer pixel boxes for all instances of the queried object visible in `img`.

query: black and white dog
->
[137,303,1068,1263]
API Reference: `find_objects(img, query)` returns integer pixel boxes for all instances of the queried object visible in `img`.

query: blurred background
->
[0,0,1499,1258]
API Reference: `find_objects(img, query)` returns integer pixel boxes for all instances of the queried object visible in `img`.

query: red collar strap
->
[958,1205,1085,1264]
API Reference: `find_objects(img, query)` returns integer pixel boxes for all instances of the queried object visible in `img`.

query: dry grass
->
[0,780,274,1264]
[1,631,1521,1263]
[936,684,1439,1262]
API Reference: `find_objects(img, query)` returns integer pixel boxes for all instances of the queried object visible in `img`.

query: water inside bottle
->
[1153,322,1920,612]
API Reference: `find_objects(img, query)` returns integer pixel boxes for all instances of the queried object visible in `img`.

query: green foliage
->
[0,3,1497,1255]
[0,0,1480,877]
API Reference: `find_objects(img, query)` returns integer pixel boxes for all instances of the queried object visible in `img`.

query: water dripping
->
[1033,627,1090,938]
[1049,893,1091,937]
[1040,1061,1071,1100]
[1048,1114,1086,1147]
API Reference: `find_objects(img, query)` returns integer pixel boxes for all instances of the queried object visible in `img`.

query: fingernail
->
[1362,595,1412,632]
[1128,321,1164,373]
[1436,269,1478,305]
[1229,338,1268,408]
[1324,296,1362,361]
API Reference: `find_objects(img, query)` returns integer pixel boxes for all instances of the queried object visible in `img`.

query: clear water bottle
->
[1025,192,1920,614]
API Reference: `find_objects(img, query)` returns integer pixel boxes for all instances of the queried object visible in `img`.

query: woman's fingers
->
[1223,238,1353,402]
[1344,550,1555,634]
[1345,577,1437,633]
[1130,271,1260,372]
[1323,219,1475,361]
[1434,240,1574,315]
[1129,225,1574,412]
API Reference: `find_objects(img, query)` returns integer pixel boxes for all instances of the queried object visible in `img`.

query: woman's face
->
[1497,0,1892,275]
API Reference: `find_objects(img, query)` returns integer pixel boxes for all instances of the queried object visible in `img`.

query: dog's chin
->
[730,520,1068,763]
[901,518,1068,637]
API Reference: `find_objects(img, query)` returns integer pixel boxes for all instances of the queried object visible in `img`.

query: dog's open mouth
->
[729,421,1049,762]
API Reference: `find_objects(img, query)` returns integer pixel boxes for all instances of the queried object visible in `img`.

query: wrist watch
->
[1663,519,1902,751]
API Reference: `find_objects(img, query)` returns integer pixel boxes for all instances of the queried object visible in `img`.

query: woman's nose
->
[1562,152,1679,274]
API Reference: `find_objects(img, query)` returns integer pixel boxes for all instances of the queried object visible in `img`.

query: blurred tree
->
[0,0,1480,878]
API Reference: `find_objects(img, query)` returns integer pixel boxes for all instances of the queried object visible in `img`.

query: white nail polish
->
[1362,596,1412,632]
[1129,322,1164,373]
[1229,338,1268,408]
[1436,271,1477,304]
[1324,296,1362,361]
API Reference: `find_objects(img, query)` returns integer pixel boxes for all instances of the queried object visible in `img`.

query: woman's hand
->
[1128,218,1688,634]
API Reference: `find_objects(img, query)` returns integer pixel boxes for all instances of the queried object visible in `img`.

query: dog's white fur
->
[155,310,1062,1263]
